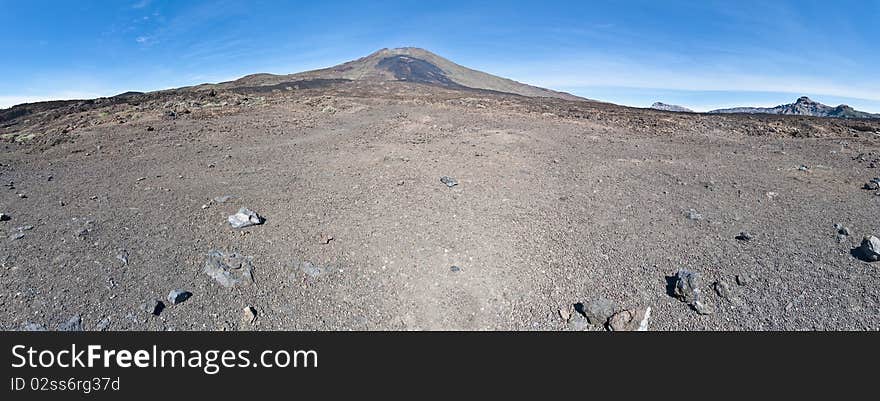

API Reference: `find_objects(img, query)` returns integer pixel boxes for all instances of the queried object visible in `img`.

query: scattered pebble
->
[115,251,129,265]
[167,289,192,305]
[204,250,255,288]
[143,300,165,316]
[96,317,111,331]
[243,306,258,324]
[57,315,83,331]
[0,213,8,221]
[607,307,651,331]
[713,280,732,300]
[439,176,458,188]
[735,274,751,286]
[685,209,703,221]
[558,308,571,322]
[318,233,334,245]
[735,231,753,241]
[450,265,461,272]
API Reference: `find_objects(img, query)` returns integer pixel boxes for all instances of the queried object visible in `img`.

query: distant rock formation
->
[651,102,694,113]
[709,96,879,119]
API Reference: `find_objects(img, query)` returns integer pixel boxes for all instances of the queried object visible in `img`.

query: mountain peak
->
[226,47,586,101]
[796,96,815,103]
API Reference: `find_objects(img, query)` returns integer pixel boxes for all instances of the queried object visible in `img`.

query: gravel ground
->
[1,81,879,330]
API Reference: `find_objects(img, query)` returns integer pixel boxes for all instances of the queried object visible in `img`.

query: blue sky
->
[1,0,878,112]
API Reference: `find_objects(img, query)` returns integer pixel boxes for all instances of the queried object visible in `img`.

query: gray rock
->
[607,307,651,331]
[243,306,258,324]
[693,300,715,315]
[735,274,751,286]
[143,300,165,316]
[58,315,83,331]
[864,181,880,190]
[440,176,458,188]
[21,322,46,331]
[567,313,590,331]
[228,208,264,229]
[204,250,254,287]
[212,195,237,204]
[167,289,192,305]
[9,232,24,240]
[115,251,128,265]
[714,280,732,300]
[685,209,703,221]
[0,213,9,221]
[450,265,461,272]
[858,236,880,261]
[575,298,618,325]
[96,317,111,331]
[297,260,325,278]
[672,269,701,303]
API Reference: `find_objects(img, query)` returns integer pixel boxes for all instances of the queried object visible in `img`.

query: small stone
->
[864,182,880,190]
[167,289,192,305]
[672,269,701,303]
[693,300,714,315]
[318,233,334,244]
[116,252,128,265]
[838,226,851,236]
[204,250,255,288]
[96,317,111,331]
[713,280,732,300]
[558,308,571,322]
[798,165,809,171]
[58,315,83,331]
[736,274,751,286]
[143,300,165,316]
[439,176,458,188]
[21,322,46,331]
[857,236,880,261]
[607,307,651,331]
[450,265,461,272]
[228,208,264,229]
[17,193,26,198]
[212,195,237,203]
[0,213,9,221]
[735,231,753,241]
[685,209,703,221]
[9,232,24,240]
[567,313,590,331]
[136,177,146,181]
[574,298,618,325]
[243,306,258,324]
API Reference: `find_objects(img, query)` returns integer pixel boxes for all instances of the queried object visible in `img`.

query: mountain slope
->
[218,47,586,101]
[710,96,879,119]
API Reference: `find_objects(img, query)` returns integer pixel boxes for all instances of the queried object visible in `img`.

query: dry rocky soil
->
[2,80,880,331]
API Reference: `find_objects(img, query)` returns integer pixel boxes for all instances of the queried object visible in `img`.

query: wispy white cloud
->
[131,0,151,9]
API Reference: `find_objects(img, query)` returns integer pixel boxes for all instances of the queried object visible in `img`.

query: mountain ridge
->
[709,96,879,119]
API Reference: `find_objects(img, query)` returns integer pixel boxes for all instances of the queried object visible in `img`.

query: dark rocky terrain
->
[2,48,880,331]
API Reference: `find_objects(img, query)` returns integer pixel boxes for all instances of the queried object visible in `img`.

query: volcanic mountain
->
[213,47,585,101]
[709,96,879,119]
